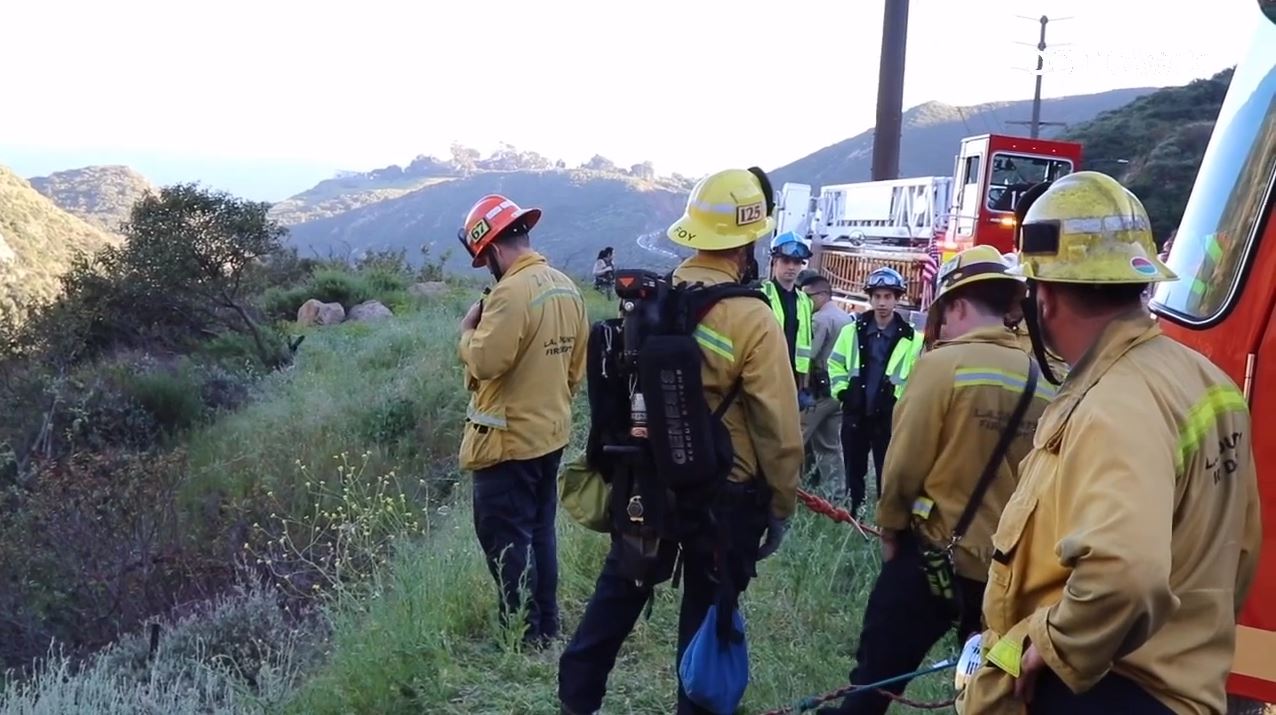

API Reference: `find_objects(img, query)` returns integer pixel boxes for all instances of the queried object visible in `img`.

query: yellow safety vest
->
[827,315,923,402]
[761,279,813,375]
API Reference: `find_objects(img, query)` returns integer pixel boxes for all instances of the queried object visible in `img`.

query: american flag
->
[918,229,942,308]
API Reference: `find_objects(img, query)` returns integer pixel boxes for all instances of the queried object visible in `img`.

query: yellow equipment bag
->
[558,451,611,533]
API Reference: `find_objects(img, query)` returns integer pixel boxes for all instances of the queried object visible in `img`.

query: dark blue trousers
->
[472,449,563,642]
[558,485,769,714]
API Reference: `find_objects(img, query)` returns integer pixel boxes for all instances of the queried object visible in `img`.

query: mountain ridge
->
[1,165,123,327]
[27,165,157,235]
[769,86,1159,188]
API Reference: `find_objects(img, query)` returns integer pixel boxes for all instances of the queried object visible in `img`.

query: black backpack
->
[585,269,768,535]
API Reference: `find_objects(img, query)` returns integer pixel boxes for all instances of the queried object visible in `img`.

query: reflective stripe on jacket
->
[827,313,923,402]
[761,279,813,375]
[457,251,588,471]
[674,254,804,520]
[959,310,1263,715]
[877,326,1054,580]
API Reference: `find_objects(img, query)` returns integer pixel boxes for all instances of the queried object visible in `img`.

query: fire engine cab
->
[1151,0,1276,705]
[772,133,1082,316]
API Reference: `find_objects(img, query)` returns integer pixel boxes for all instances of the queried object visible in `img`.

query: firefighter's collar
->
[1034,307,1162,450]
[932,325,1021,352]
[499,251,547,281]
[681,252,743,282]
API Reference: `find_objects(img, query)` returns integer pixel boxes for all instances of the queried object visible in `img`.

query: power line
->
[1005,14,1072,138]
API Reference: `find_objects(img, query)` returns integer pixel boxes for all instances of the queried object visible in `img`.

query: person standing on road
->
[456,193,589,647]
[800,274,853,496]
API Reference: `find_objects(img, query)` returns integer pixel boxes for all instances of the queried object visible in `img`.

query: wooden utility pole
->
[871,0,910,181]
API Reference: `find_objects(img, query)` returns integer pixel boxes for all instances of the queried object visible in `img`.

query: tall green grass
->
[2,278,963,714]
[282,495,958,714]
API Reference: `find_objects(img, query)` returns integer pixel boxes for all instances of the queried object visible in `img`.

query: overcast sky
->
[0,0,1258,199]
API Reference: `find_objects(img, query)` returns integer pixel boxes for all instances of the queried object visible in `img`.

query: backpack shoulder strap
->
[951,356,1039,544]
[676,282,766,418]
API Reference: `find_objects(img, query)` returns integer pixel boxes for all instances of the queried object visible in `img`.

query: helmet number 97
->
[737,201,764,226]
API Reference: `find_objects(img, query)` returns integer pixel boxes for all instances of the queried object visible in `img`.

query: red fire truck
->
[1150,0,1276,704]
[773,133,1083,315]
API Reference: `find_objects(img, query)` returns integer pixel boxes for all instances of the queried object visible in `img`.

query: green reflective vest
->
[761,279,813,375]
[827,315,923,402]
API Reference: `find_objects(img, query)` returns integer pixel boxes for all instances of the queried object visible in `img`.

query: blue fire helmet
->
[866,267,907,293]
[770,231,813,260]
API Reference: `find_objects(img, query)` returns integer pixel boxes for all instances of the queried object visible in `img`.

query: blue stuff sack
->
[678,605,749,714]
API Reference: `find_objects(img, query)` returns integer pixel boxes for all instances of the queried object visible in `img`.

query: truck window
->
[962,155,981,189]
[1151,19,1276,325]
[985,153,1073,212]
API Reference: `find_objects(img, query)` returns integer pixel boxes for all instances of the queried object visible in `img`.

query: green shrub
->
[0,448,207,670]
[259,285,313,322]
[360,268,410,295]
[359,396,418,445]
[307,269,372,309]
[120,366,206,433]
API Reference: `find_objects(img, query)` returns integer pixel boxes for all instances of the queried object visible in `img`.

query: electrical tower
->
[1006,14,1070,138]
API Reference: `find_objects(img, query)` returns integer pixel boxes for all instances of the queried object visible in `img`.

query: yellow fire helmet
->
[933,245,1025,305]
[1012,171,1177,284]
[667,168,776,251]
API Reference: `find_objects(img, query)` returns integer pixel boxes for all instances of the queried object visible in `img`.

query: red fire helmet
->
[457,194,542,267]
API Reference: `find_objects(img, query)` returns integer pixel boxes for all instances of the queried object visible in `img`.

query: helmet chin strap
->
[485,252,504,282]
[1021,280,1063,386]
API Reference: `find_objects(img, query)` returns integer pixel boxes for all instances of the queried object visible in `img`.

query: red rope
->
[795,488,884,538]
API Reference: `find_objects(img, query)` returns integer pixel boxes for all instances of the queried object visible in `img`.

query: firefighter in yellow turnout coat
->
[819,246,1053,715]
[558,168,804,715]
[958,172,1262,715]
[456,194,589,646]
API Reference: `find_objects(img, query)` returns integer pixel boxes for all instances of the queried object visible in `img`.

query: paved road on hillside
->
[636,230,680,262]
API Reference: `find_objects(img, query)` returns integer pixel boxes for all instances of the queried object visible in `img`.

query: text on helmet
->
[736,201,765,226]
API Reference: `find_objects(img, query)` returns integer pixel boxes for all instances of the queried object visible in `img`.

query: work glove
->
[757,514,789,560]
[797,388,815,411]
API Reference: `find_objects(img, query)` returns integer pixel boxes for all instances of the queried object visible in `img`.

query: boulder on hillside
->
[408,281,449,298]
[297,299,345,326]
[347,300,393,322]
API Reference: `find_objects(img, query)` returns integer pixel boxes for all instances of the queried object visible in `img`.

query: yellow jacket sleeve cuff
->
[1027,606,1105,694]
[875,503,911,532]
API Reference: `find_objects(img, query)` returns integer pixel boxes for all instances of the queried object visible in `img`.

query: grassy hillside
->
[28,165,157,234]
[0,276,961,714]
[769,87,1156,188]
[0,165,122,327]
[285,168,690,277]
[1063,68,1234,241]
[6,227,1271,713]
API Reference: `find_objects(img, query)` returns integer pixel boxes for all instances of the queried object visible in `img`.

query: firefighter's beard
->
[742,252,760,284]
[485,253,504,282]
